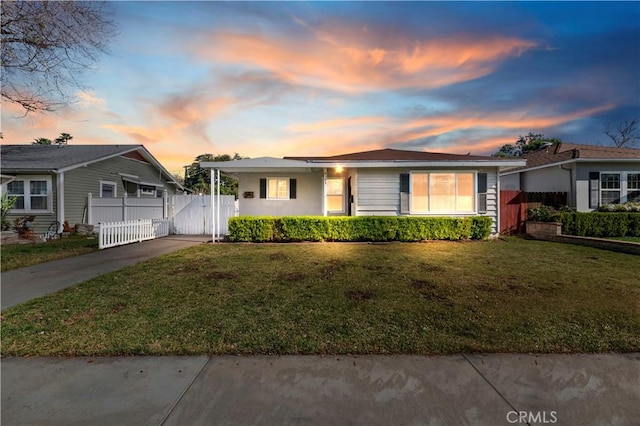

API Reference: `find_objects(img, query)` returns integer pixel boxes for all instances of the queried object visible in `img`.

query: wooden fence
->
[500,191,567,235]
[99,219,170,249]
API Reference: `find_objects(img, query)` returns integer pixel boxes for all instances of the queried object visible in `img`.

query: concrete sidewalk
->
[2,353,639,426]
[1,235,209,310]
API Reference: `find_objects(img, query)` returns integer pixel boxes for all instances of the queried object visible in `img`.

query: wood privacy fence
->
[500,191,567,235]
[88,192,167,225]
[170,194,237,236]
[99,219,170,249]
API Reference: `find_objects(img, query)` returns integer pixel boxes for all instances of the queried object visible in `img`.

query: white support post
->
[217,169,221,240]
[211,168,216,242]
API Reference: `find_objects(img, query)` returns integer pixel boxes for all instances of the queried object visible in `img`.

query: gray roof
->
[1,144,144,173]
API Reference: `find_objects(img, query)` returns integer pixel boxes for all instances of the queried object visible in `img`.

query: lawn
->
[1,235,99,271]
[1,238,638,356]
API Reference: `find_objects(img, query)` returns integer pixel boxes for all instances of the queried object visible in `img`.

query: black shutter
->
[400,173,409,193]
[589,172,599,209]
[478,173,487,214]
[400,173,410,214]
[259,178,267,199]
[289,178,297,199]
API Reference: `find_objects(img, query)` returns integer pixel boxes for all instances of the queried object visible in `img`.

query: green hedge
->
[228,216,493,242]
[553,212,640,237]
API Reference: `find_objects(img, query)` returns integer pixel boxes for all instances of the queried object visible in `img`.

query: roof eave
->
[500,157,640,176]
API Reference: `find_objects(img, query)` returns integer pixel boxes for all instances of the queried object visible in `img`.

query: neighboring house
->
[202,148,525,235]
[500,143,640,211]
[0,144,183,233]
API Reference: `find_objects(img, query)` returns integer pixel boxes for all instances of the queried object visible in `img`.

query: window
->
[600,173,621,204]
[598,172,640,205]
[6,177,51,212]
[140,185,156,195]
[268,178,289,200]
[410,172,475,214]
[100,181,116,198]
[326,178,344,212]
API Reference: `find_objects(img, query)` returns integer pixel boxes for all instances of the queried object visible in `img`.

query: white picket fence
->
[99,219,170,249]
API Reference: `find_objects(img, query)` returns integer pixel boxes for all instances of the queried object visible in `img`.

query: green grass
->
[1,238,639,356]
[1,236,99,271]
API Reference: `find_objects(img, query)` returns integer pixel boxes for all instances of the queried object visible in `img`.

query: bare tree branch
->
[1,1,117,114]
[605,119,640,148]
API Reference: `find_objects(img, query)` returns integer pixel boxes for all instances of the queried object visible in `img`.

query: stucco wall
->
[499,173,520,191]
[237,172,323,216]
[520,166,573,193]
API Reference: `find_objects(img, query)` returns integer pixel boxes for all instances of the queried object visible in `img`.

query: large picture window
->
[6,176,52,212]
[410,172,475,214]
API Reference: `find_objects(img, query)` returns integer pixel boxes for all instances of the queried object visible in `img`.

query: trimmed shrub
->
[554,212,639,237]
[470,216,493,240]
[227,216,492,242]
[228,217,277,242]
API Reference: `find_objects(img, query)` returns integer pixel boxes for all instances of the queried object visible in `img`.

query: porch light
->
[335,166,344,173]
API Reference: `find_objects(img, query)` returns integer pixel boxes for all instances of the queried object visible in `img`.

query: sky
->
[1,1,639,175]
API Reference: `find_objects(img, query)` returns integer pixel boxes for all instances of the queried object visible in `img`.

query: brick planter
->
[525,221,562,238]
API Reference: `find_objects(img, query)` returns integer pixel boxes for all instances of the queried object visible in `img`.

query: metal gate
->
[170,195,236,235]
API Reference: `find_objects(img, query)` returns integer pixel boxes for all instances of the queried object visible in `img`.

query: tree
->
[184,153,245,197]
[605,119,639,148]
[32,137,52,145]
[54,132,73,145]
[32,133,73,145]
[1,1,116,113]
[493,132,562,157]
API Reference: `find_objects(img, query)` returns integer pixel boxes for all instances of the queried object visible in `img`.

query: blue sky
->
[2,1,639,174]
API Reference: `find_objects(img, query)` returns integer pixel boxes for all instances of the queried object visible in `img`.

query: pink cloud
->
[186,24,537,93]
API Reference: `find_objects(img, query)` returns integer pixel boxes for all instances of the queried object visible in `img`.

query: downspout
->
[322,168,327,216]
[495,169,500,236]
[57,171,65,228]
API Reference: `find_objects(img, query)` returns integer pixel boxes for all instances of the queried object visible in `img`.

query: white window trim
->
[409,171,477,215]
[326,177,345,213]
[600,171,640,204]
[100,180,117,198]
[7,175,53,214]
[266,177,290,200]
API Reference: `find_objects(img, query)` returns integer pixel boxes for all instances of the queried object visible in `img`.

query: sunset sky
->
[1,1,639,175]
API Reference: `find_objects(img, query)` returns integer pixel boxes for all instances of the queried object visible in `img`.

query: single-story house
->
[500,143,640,211]
[0,144,183,233]
[202,148,525,235]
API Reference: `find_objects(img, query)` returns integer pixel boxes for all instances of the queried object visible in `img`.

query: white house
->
[203,148,525,236]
